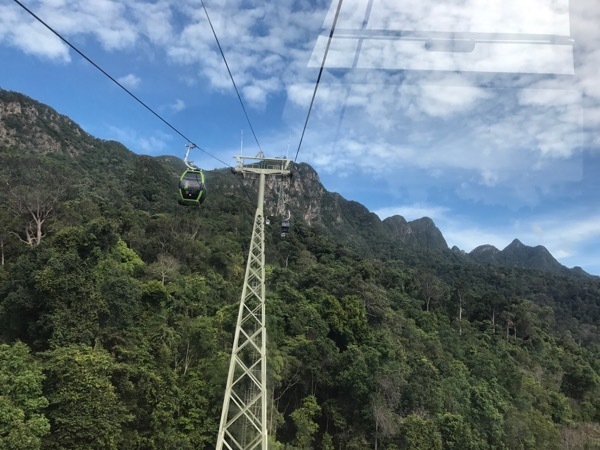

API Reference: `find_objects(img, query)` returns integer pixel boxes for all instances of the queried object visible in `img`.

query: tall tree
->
[414,269,446,312]
[291,395,321,449]
[3,167,66,247]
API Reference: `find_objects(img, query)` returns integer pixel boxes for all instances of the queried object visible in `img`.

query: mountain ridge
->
[468,237,579,276]
[0,87,592,278]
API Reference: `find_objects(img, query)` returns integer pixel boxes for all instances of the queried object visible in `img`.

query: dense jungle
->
[1,89,599,449]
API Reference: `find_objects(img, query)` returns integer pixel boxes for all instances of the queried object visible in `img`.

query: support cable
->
[11,0,232,168]
[199,0,263,152]
[294,0,344,162]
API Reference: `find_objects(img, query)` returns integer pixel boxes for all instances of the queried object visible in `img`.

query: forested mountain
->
[1,88,599,449]
[468,239,581,277]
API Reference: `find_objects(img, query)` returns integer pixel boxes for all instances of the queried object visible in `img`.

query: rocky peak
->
[0,88,90,157]
[407,217,448,251]
[500,239,562,272]
[468,239,574,275]
[382,215,447,251]
[451,245,466,255]
[469,245,501,265]
[471,244,500,255]
[262,163,327,226]
[505,238,524,249]
[382,215,415,243]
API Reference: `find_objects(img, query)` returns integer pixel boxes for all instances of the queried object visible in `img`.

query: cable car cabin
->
[178,169,207,206]
[280,219,290,234]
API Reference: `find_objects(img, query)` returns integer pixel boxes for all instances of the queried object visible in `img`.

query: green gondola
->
[178,168,207,206]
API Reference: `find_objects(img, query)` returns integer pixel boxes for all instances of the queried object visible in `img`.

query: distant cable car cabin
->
[280,218,290,236]
[178,169,207,206]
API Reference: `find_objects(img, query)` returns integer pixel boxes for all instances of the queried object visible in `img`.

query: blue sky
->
[1,0,599,275]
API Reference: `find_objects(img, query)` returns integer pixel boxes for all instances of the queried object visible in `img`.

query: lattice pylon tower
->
[216,155,291,450]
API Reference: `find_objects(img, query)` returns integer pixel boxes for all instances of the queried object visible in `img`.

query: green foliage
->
[397,414,442,450]
[0,342,50,449]
[561,355,600,401]
[436,413,479,450]
[290,395,321,449]
[42,344,130,449]
[321,432,334,450]
[468,380,507,447]
[1,88,599,449]
[503,406,560,450]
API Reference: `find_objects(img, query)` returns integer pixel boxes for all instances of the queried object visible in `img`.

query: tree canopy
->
[1,89,599,449]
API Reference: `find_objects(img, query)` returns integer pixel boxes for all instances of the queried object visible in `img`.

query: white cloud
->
[312,0,574,74]
[362,0,570,34]
[165,2,327,103]
[106,125,172,155]
[286,84,315,110]
[117,73,141,89]
[131,1,173,45]
[243,85,267,107]
[36,0,138,50]
[7,0,594,127]
[518,83,581,107]
[418,78,491,118]
[291,77,584,207]
[1,0,147,61]
[167,21,214,64]
[0,4,70,61]
[576,49,600,100]
[571,0,600,52]
[49,0,138,50]
[169,98,186,112]
[544,215,600,246]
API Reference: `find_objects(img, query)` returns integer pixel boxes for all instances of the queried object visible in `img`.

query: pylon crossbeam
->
[241,309,259,321]
[229,400,261,430]
[245,283,260,293]
[239,310,258,322]
[246,285,260,295]
[234,338,260,357]
[224,430,243,450]
[228,395,261,429]
[232,358,262,384]
[237,329,262,354]
[242,306,259,317]
[242,297,259,309]
[239,316,259,331]
[241,301,260,314]
[248,278,261,289]
[240,306,261,325]
[234,339,258,356]
[231,364,259,390]
[246,435,262,449]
